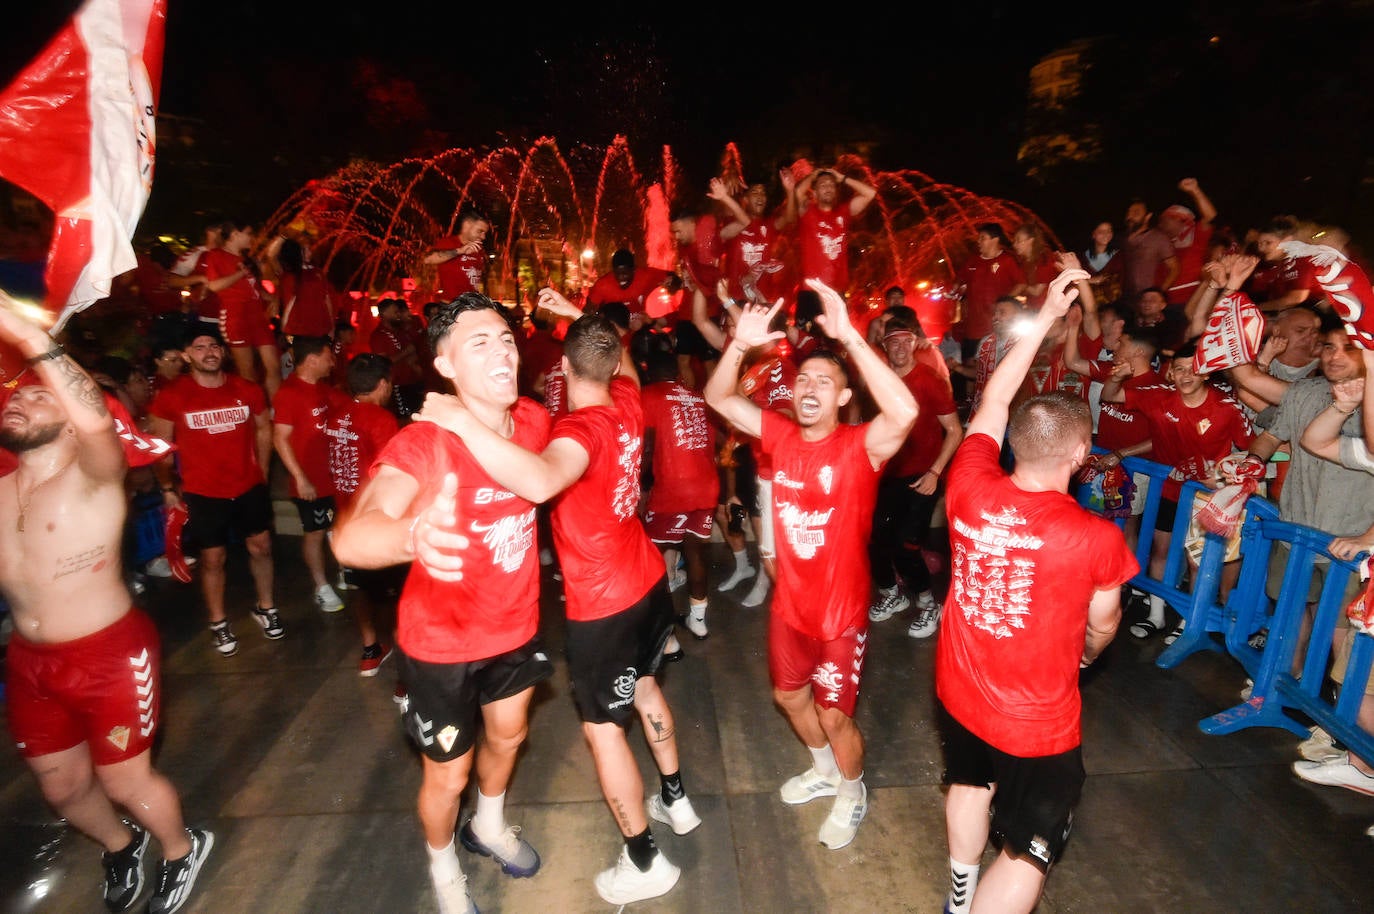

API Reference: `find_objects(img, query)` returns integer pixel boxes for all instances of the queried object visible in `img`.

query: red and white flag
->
[1280,240,1374,348]
[0,0,166,329]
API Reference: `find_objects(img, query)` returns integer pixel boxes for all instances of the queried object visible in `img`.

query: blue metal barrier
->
[1077,452,1374,763]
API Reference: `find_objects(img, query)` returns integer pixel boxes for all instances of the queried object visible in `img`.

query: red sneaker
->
[359,643,393,677]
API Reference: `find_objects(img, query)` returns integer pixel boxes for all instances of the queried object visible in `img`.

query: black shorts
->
[938,702,1084,873]
[1154,495,1180,534]
[396,637,554,762]
[293,496,336,533]
[340,563,407,604]
[732,445,761,518]
[565,579,674,725]
[184,484,273,550]
[673,321,718,360]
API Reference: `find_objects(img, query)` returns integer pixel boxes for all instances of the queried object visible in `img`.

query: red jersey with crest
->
[641,380,719,512]
[149,374,267,499]
[798,206,851,292]
[273,374,348,497]
[200,248,264,319]
[760,410,882,640]
[887,364,957,478]
[1089,365,1161,452]
[1124,383,1253,500]
[552,378,664,621]
[375,399,550,663]
[958,252,1026,340]
[325,400,399,512]
[432,237,486,297]
[724,217,782,299]
[278,267,336,338]
[938,433,1138,756]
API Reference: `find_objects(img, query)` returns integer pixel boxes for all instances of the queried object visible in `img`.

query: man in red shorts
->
[148,325,283,658]
[415,288,701,906]
[332,293,554,914]
[0,308,212,914]
[703,279,918,851]
[200,219,281,399]
[937,269,1137,914]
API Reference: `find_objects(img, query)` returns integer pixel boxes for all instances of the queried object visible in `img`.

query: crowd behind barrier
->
[1079,451,1374,767]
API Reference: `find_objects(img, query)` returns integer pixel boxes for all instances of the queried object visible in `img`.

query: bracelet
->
[25,344,65,364]
[408,515,422,554]
[1331,402,1356,415]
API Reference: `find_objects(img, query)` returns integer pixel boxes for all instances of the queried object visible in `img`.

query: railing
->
[1077,452,1374,765]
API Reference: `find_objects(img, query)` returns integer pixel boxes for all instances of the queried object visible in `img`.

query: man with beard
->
[704,279,917,851]
[791,167,878,302]
[0,308,212,914]
[1116,198,1180,302]
[332,293,554,914]
[423,208,492,300]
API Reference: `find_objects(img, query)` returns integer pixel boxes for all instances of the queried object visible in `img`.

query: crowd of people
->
[2,165,1373,913]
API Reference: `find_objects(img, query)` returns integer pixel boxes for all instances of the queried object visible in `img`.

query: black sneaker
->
[209,621,238,658]
[251,606,285,640]
[102,822,149,912]
[148,828,214,914]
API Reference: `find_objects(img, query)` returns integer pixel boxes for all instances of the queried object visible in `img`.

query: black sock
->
[660,771,685,804]
[625,828,658,872]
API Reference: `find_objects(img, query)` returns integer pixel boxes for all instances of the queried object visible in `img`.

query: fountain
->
[262,136,1058,340]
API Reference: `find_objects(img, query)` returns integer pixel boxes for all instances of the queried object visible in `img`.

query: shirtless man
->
[0,306,212,914]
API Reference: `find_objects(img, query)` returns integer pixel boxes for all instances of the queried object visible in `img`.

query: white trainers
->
[779,767,840,805]
[684,607,708,640]
[740,571,771,608]
[145,556,173,578]
[313,583,345,613]
[1299,726,1344,763]
[1293,755,1374,796]
[432,871,478,914]
[594,847,681,905]
[716,563,755,592]
[647,793,702,836]
[907,603,942,639]
[818,784,868,850]
[868,588,911,622]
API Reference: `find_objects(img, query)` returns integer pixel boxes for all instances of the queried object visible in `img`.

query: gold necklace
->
[15,458,75,533]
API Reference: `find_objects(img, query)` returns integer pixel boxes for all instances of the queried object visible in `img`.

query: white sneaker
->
[647,793,702,835]
[907,603,942,639]
[740,572,771,608]
[779,766,840,805]
[594,847,681,905]
[868,588,911,622]
[684,607,708,640]
[818,784,868,850]
[432,871,478,914]
[1299,726,1345,763]
[716,563,754,592]
[145,556,173,578]
[313,583,345,613]
[1293,755,1374,796]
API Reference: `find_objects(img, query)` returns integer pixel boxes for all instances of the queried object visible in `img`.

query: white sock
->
[472,789,506,840]
[809,743,839,778]
[426,837,462,884]
[733,548,750,571]
[663,549,680,577]
[689,598,707,621]
[947,858,980,913]
[1147,595,1165,627]
[837,772,865,801]
[880,584,897,598]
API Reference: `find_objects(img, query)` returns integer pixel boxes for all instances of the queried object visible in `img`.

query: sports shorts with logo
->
[768,611,867,717]
[565,578,674,725]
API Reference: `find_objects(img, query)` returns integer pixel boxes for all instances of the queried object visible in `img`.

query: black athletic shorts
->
[184,484,273,550]
[565,578,674,725]
[340,563,407,604]
[732,445,761,518]
[1154,494,1179,534]
[938,701,1084,873]
[293,495,336,533]
[396,636,554,762]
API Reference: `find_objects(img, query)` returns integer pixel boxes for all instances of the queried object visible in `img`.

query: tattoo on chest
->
[53,544,107,581]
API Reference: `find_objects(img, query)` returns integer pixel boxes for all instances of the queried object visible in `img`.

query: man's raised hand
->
[412,473,469,582]
[1042,269,1088,319]
[806,278,855,341]
[732,299,785,350]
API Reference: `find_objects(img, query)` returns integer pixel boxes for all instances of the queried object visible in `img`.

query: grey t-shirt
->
[1267,377,1374,536]
[1339,436,1374,475]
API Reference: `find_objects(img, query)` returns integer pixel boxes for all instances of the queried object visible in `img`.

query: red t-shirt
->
[273,374,347,497]
[937,433,1139,756]
[325,399,399,512]
[1090,365,1162,453]
[133,257,182,316]
[1124,383,1254,500]
[279,267,336,338]
[797,206,851,293]
[957,251,1026,341]
[369,322,425,386]
[1023,252,1060,309]
[1167,223,1216,305]
[586,267,673,314]
[518,329,564,402]
[677,215,723,308]
[432,237,486,297]
[1022,342,1088,401]
[201,248,263,318]
[375,400,551,662]
[724,217,782,299]
[149,374,268,499]
[551,378,665,620]
[760,410,882,640]
[641,380,719,513]
[887,364,957,478]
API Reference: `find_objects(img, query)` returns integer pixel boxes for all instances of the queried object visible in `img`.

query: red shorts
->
[220,301,276,348]
[643,507,715,544]
[768,611,867,716]
[5,609,161,765]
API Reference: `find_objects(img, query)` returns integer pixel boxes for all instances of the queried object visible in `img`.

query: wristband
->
[1331,402,1356,415]
[26,344,65,364]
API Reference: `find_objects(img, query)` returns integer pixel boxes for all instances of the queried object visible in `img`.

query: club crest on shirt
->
[106,726,130,752]
[819,465,833,495]
[1196,418,1212,435]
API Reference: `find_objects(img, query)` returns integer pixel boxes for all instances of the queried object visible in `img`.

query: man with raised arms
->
[0,306,212,914]
[332,293,554,914]
[703,279,918,851]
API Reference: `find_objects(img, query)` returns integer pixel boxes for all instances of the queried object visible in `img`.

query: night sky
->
[3,2,1373,248]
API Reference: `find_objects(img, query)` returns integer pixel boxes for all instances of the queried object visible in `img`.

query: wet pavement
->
[3,522,1374,913]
